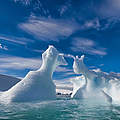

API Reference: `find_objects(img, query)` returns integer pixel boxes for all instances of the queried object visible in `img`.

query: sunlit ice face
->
[73,55,86,74]
[73,58,80,74]
[42,45,58,63]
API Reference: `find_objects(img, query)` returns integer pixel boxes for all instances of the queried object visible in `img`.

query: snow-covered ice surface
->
[0,45,67,103]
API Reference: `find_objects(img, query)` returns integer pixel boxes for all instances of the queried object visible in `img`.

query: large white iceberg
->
[72,55,100,94]
[0,45,67,103]
[71,55,116,103]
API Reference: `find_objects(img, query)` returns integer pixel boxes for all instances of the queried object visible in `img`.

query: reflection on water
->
[0,99,120,120]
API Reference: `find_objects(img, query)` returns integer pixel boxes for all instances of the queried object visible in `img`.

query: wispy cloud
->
[19,16,78,42]
[0,55,42,70]
[55,66,76,78]
[55,66,72,73]
[0,55,74,78]
[80,18,115,31]
[32,49,44,53]
[83,18,100,30]
[58,0,71,16]
[0,35,34,45]
[14,0,32,5]
[71,38,107,56]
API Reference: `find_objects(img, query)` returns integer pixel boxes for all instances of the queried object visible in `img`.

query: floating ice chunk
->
[0,45,67,103]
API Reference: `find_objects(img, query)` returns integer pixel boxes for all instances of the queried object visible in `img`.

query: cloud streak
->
[14,0,32,5]
[54,79,73,94]
[0,55,74,79]
[0,56,42,70]
[19,16,78,42]
[0,35,34,45]
[71,38,107,56]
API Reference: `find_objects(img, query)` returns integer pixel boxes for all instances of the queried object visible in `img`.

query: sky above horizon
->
[0,0,120,80]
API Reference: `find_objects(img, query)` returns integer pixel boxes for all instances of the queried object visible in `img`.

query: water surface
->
[0,99,120,120]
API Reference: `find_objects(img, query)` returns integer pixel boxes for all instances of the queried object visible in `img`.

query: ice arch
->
[0,45,67,103]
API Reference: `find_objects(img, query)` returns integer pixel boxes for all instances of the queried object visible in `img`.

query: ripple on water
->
[0,99,120,120]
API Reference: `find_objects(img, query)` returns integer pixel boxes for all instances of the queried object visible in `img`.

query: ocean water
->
[0,98,120,120]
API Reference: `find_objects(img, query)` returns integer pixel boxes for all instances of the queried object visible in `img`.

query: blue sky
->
[0,0,120,79]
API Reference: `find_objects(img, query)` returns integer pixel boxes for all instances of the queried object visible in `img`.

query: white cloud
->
[71,38,107,56]
[83,18,100,30]
[0,56,42,70]
[0,55,75,78]
[58,0,71,16]
[0,35,34,45]
[55,66,72,73]
[109,72,120,79]
[55,66,76,78]
[14,0,31,5]
[32,49,44,53]
[19,16,78,42]
[92,68,102,73]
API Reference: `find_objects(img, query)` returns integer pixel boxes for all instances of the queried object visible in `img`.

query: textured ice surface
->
[72,55,100,98]
[71,55,120,103]
[0,45,67,103]
[104,79,120,102]
[71,75,86,99]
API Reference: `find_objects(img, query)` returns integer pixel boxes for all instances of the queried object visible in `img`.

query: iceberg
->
[72,55,99,93]
[0,45,67,103]
[71,55,114,103]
